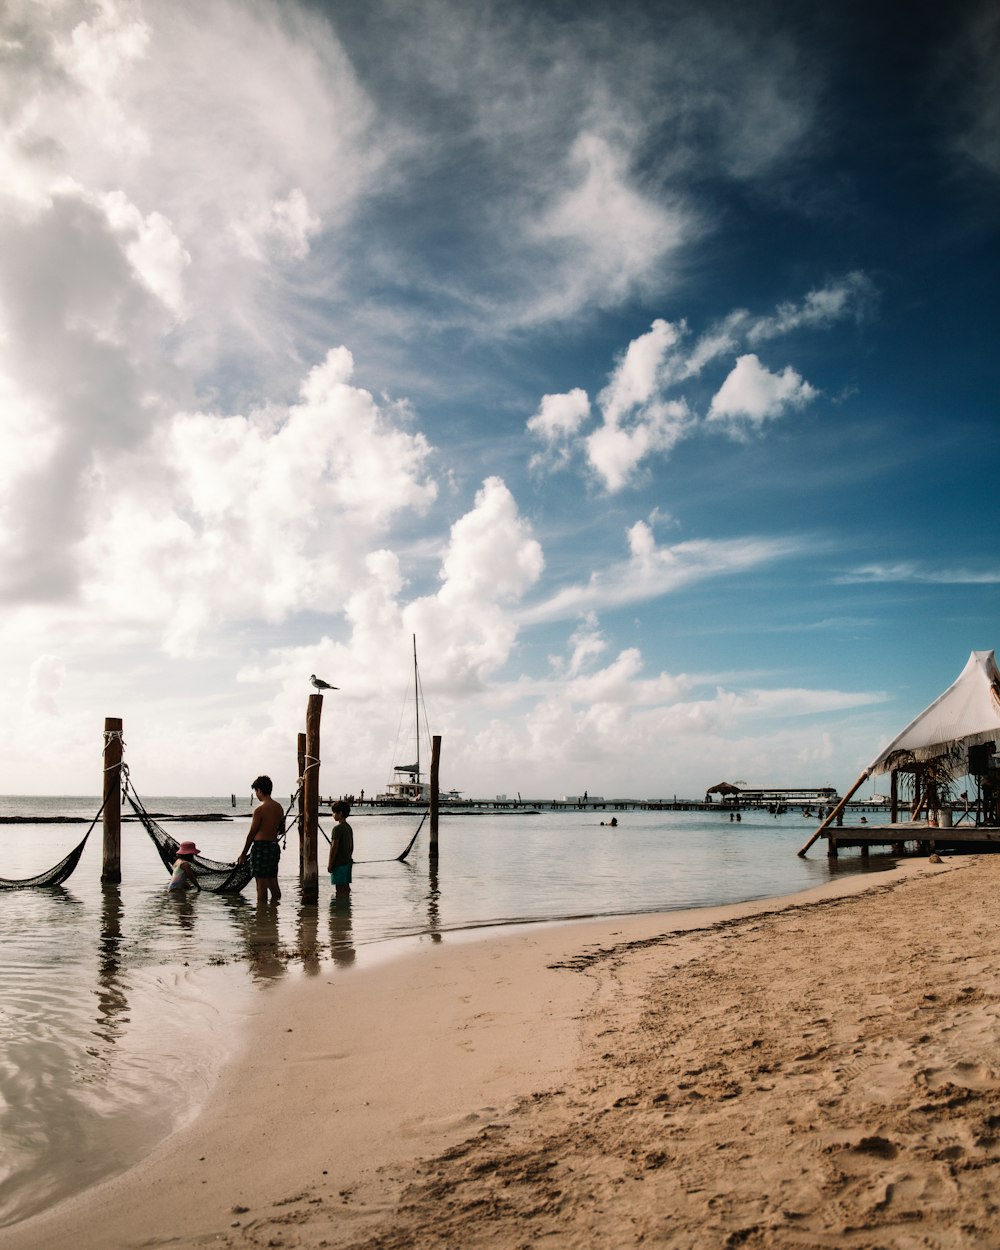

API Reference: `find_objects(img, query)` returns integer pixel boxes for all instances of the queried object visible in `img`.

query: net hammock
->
[124,790,255,894]
[0,793,110,890]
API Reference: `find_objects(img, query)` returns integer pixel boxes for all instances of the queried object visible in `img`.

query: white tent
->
[799,650,1000,855]
[867,650,1000,774]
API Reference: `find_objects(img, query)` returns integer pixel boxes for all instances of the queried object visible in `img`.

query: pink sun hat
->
[177,840,201,856]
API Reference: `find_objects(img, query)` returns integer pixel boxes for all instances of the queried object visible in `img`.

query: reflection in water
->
[328,896,355,967]
[94,886,128,1046]
[243,904,286,982]
[166,888,199,934]
[297,904,321,975]
[427,858,441,943]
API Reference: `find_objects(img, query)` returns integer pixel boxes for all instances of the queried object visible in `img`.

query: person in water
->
[327,800,354,897]
[239,774,284,905]
[169,841,202,892]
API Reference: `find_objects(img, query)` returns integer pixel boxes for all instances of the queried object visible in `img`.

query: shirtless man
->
[239,774,284,904]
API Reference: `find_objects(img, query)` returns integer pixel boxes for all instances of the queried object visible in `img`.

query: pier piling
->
[302,694,322,904]
[101,717,123,884]
[429,734,441,856]
[297,732,306,877]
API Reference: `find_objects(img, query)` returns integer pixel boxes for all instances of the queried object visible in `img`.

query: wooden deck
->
[823,822,1000,857]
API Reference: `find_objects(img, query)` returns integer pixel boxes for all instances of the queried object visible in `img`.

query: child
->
[169,840,202,892]
[327,801,354,897]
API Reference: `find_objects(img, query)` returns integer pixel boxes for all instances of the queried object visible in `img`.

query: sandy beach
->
[8,854,1000,1250]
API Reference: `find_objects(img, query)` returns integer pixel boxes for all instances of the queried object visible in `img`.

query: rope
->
[103,729,126,771]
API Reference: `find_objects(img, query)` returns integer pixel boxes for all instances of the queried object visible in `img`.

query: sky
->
[0,0,997,800]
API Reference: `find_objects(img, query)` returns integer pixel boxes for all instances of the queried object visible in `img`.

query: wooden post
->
[797,769,868,857]
[429,734,441,856]
[297,732,306,878]
[303,694,322,903]
[890,769,899,824]
[101,717,123,884]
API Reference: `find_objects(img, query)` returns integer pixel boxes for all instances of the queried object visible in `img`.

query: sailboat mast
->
[412,634,420,782]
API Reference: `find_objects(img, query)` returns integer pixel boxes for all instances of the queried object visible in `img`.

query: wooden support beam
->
[297,732,306,877]
[429,734,441,856]
[797,769,868,857]
[302,694,322,904]
[102,717,123,884]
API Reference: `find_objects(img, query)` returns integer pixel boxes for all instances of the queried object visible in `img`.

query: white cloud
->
[528,132,690,321]
[229,188,321,262]
[839,562,1000,586]
[522,524,804,624]
[598,318,681,423]
[24,653,66,718]
[584,399,692,493]
[405,477,544,689]
[745,272,875,344]
[707,353,817,430]
[65,347,438,655]
[526,275,865,491]
[527,388,590,471]
[100,189,191,314]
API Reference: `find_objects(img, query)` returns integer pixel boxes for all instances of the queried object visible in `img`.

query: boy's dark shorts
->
[250,840,281,877]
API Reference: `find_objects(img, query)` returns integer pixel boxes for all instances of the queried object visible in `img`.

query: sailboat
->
[377,635,433,804]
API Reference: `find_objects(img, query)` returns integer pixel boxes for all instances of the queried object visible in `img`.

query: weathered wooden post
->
[297,731,306,877]
[429,734,441,856]
[303,694,322,903]
[102,717,123,884]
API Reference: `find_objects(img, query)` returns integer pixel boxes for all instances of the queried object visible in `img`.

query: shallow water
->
[0,795,888,1227]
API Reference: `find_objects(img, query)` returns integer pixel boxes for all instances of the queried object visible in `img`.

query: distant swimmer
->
[310,674,339,692]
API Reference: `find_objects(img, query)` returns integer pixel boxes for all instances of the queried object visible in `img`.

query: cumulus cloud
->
[405,477,544,688]
[67,347,437,654]
[584,399,693,493]
[707,353,817,430]
[527,388,591,472]
[525,275,862,490]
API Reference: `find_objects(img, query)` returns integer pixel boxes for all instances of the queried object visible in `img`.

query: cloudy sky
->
[1,0,997,799]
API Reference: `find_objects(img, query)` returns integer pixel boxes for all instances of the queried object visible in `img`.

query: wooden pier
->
[822,821,1000,858]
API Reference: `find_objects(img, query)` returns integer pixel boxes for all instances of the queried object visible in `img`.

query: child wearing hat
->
[168,841,202,892]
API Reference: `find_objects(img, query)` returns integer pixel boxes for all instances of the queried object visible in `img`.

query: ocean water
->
[0,794,889,1229]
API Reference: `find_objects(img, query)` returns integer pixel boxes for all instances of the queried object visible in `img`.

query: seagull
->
[310,674,338,691]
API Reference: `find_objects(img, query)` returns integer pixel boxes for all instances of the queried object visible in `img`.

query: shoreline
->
[9,856,996,1249]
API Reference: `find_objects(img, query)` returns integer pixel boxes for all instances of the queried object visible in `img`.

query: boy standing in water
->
[327,800,354,897]
[238,774,284,905]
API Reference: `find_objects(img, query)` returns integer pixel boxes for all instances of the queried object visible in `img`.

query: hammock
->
[0,793,110,890]
[125,792,254,894]
[318,809,426,863]
[0,830,93,890]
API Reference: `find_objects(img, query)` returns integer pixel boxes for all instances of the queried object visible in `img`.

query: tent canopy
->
[866,650,1000,776]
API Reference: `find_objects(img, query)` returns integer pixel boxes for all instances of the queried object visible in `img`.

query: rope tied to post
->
[103,728,126,768]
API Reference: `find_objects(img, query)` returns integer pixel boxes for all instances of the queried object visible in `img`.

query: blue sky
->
[0,0,997,798]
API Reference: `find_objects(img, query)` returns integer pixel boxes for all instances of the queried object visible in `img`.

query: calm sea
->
[0,794,888,1229]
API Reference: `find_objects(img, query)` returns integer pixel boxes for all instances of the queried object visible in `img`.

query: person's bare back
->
[239,775,284,904]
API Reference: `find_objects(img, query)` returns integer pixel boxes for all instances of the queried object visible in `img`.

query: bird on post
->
[310,674,338,692]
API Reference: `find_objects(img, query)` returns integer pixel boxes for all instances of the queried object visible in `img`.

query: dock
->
[821,820,1000,857]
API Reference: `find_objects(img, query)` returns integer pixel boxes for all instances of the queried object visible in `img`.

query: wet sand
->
[8,855,1000,1249]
